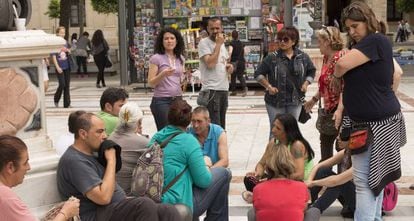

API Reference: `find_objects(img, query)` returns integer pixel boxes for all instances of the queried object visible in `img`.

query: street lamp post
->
[284,0,293,26]
[118,0,128,86]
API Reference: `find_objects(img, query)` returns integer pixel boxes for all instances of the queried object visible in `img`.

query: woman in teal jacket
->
[149,99,231,220]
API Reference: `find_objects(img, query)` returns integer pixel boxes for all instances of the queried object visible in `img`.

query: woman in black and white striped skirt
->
[331,1,407,220]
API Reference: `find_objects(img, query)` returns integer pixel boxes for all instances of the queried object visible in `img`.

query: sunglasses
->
[321,25,331,39]
[277,37,290,43]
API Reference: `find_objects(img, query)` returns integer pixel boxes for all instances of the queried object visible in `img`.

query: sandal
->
[241,191,253,204]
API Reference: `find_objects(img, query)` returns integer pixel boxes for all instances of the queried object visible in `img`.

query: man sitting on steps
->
[57,111,183,221]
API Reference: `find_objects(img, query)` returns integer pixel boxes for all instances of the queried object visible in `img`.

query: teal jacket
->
[149,125,212,210]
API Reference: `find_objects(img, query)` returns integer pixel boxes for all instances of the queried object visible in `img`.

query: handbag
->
[383,181,398,211]
[348,124,372,155]
[197,90,213,106]
[105,55,112,68]
[298,104,311,124]
[316,101,338,135]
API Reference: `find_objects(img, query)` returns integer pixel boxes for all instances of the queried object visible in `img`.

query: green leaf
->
[44,0,60,18]
[396,0,414,13]
[91,0,118,14]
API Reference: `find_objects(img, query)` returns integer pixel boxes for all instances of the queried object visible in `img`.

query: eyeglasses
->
[321,25,331,39]
[277,37,290,43]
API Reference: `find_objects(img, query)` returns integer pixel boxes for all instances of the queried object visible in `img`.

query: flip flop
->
[409,184,414,190]
[242,191,253,204]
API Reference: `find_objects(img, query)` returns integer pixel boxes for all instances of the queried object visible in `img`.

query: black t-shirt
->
[343,33,400,121]
[230,40,245,62]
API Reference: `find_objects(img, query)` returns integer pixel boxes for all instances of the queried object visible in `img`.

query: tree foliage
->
[396,0,414,13]
[44,0,60,19]
[91,0,118,14]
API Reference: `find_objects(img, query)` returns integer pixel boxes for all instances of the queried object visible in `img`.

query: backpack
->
[382,181,398,211]
[130,132,187,202]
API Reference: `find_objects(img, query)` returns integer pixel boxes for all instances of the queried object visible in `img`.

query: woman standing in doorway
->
[91,29,109,88]
[148,27,186,131]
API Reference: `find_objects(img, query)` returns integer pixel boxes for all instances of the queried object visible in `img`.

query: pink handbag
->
[382,182,398,211]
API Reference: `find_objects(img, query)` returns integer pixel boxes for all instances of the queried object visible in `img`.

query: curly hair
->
[341,1,379,48]
[316,26,344,51]
[99,87,129,111]
[277,26,300,48]
[154,27,185,64]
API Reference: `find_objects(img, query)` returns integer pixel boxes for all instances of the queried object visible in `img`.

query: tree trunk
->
[59,0,71,40]
[79,0,85,34]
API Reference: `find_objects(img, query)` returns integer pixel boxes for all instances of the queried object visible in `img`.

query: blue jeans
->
[193,167,231,221]
[150,96,182,131]
[265,103,301,137]
[310,168,355,213]
[352,145,384,221]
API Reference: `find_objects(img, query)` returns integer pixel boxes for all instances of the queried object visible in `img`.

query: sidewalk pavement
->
[44,74,414,220]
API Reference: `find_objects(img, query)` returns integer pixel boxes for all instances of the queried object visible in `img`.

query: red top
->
[318,49,347,112]
[253,179,308,221]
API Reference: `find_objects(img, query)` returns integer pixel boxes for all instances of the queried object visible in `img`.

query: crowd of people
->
[0,1,409,221]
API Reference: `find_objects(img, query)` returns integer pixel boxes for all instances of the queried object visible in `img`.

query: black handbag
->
[316,101,338,135]
[105,55,112,68]
[298,104,311,124]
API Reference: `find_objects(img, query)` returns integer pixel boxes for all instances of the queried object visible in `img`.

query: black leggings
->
[94,52,106,86]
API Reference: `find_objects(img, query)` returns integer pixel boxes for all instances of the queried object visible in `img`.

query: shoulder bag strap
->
[158,131,187,193]
[159,131,183,148]
[162,166,188,194]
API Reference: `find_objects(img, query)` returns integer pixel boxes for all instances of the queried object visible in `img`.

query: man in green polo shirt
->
[97,87,129,136]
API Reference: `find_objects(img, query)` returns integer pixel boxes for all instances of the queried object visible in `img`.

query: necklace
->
[167,54,176,69]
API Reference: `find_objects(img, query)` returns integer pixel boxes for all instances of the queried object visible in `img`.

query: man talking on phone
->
[198,17,234,129]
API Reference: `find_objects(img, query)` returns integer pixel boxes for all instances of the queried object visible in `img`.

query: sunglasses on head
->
[277,37,290,43]
[321,25,331,39]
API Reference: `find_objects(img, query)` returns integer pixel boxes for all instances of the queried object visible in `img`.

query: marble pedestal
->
[0,30,66,217]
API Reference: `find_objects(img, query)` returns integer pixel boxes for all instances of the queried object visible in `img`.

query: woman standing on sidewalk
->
[53,26,71,108]
[148,27,186,131]
[254,26,316,136]
[331,1,407,220]
[91,29,109,88]
[304,26,347,162]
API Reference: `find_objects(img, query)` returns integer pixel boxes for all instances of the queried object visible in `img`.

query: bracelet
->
[59,211,68,220]
[312,96,318,102]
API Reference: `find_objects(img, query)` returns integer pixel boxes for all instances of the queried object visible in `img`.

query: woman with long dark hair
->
[148,27,187,131]
[242,113,314,203]
[91,29,109,88]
